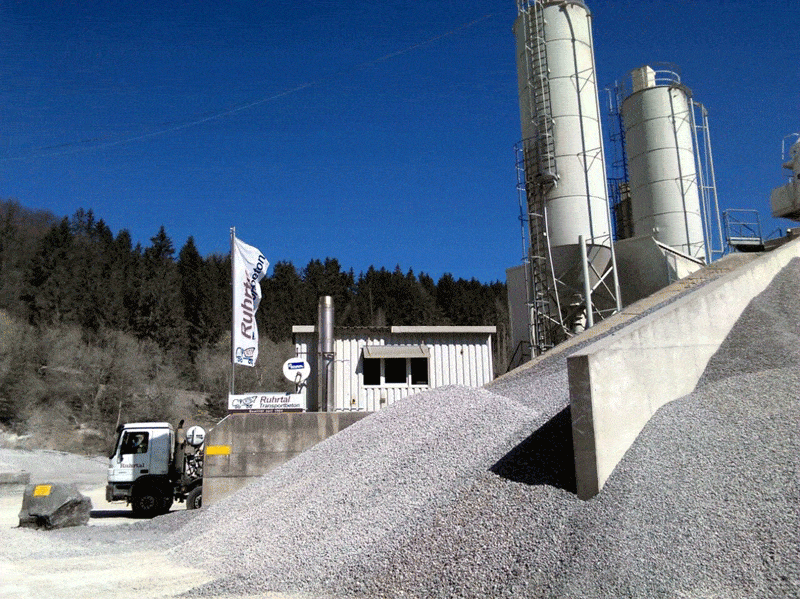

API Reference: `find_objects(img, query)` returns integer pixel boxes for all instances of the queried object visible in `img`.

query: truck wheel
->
[132,487,164,518]
[186,486,202,510]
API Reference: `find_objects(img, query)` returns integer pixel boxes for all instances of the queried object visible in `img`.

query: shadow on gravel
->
[490,406,576,494]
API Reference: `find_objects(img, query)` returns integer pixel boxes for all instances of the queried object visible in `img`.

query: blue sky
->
[1,0,797,283]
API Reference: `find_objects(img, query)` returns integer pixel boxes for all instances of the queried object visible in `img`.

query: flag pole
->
[230,226,236,397]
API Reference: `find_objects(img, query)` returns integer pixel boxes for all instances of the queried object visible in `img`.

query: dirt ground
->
[0,448,212,599]
[0,448,311,599]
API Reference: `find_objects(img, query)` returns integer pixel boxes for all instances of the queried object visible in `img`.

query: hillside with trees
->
[0,200,510,454]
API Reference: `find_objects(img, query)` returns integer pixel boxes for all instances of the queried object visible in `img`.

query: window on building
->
[361,345,431,387]
[384,358,407,384]
[363,358,380,386]
[410,358,429,385]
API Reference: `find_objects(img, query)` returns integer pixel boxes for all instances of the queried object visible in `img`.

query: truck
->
[106,420,205,517]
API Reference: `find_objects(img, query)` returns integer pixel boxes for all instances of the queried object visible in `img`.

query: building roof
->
[292,325,496,335]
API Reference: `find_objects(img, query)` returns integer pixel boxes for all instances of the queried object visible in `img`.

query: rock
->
[18,482,92,530]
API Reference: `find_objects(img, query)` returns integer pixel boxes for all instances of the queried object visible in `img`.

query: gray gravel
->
[166,258,799,597]
[5,257,797,598]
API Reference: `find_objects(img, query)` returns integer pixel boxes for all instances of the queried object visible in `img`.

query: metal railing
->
[723,209,763,248]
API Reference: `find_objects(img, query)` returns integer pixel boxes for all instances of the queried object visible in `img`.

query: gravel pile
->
[173,385,546,596]
[6,258,795,598]
[168,259,799,598]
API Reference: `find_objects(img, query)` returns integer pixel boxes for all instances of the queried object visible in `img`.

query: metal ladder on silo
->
[526,1,557,184]
[519,1,561,354]
[523,149,557,354]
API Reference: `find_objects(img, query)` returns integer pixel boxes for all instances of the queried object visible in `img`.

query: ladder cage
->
[514,0,621,357]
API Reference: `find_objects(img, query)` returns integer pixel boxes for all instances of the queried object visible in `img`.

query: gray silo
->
[513,0,620,354]
[621,65,707,260]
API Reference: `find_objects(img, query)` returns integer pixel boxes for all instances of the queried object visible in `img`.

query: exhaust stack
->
[316,296,335,412]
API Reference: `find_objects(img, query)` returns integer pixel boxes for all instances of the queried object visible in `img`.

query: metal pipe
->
[702,105,725,260]
[579,235,594,328]
[317,296,335,412]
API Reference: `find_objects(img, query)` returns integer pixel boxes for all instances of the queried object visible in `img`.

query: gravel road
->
[1,258,797,598]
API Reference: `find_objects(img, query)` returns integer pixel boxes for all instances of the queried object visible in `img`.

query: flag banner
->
[232,236,268,367]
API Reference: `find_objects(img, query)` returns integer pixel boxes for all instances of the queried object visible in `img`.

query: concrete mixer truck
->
[106,419,204,517]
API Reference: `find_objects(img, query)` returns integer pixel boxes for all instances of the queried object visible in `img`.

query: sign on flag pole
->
[230,228,268,394]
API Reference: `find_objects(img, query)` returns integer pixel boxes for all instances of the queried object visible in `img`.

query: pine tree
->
[178,236,205,362]
[132,227,186,352]
[22,218,74,324]
[260,261,304,341]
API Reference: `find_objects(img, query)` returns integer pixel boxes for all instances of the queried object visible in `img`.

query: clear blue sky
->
[1,0,797,283]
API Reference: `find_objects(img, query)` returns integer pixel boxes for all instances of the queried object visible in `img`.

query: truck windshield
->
[109,429,122,459]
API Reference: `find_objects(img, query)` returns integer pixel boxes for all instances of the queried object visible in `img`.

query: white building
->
[292,325,496,412]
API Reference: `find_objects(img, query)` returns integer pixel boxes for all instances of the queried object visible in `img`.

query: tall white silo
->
[621,65,706,260]
[513,0,619,352]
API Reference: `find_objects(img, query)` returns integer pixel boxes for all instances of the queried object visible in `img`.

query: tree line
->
[0,200,510,449]
[1,200,510,375]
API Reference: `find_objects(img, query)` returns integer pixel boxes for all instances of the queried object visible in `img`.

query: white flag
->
[232,236,268,367]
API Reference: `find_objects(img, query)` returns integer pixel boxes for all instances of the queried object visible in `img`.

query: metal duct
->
[316,296,335,412]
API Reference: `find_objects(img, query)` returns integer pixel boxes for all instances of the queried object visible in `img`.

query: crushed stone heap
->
[173,259,800,598]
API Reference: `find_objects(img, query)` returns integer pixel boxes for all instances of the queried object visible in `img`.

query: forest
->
[0,200,510,453]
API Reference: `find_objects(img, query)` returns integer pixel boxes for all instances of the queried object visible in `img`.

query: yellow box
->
[33,484,52,497]
[205,445,231,456]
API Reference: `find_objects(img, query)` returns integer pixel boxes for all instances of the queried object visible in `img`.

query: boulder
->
[18,482,92,530]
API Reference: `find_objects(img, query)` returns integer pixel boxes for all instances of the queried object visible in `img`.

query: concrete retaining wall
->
[568,238,800,499]
[203,411,371,506]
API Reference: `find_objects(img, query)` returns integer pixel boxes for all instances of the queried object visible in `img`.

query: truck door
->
[118,430,152,479]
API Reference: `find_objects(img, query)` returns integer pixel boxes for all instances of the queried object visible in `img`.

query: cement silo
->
[513,0,620,353]
[621,65,707,260]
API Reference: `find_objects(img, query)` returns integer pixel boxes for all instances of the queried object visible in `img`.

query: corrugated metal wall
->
[294,330,494,412]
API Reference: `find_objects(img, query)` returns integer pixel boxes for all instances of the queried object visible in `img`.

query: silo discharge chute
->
[513,0,621,356]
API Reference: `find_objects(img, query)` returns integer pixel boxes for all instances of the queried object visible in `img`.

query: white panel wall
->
[294,330,494,412]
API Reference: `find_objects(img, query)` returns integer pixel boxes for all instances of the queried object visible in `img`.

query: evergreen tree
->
[201,252,231,344]
[22,218,74,324]
[300,257,354,324]
[105,229,139,332]
[260,261,304,341]
[178,236,206,362]
[69,209,105,338]
[132,226,186,352]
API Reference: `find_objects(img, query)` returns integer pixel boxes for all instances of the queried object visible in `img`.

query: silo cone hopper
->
[550,242,616,331]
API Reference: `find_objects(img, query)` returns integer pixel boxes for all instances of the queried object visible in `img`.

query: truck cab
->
[107,421,204,517]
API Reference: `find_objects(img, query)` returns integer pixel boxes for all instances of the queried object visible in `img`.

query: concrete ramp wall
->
[203,411,370,506]
[569,237,800,499]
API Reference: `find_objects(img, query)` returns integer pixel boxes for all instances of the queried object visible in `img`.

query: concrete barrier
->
[203,411,371,506]
[569,237,800,499]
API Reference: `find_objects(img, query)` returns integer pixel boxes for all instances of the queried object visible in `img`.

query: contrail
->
[3,14,495,161]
